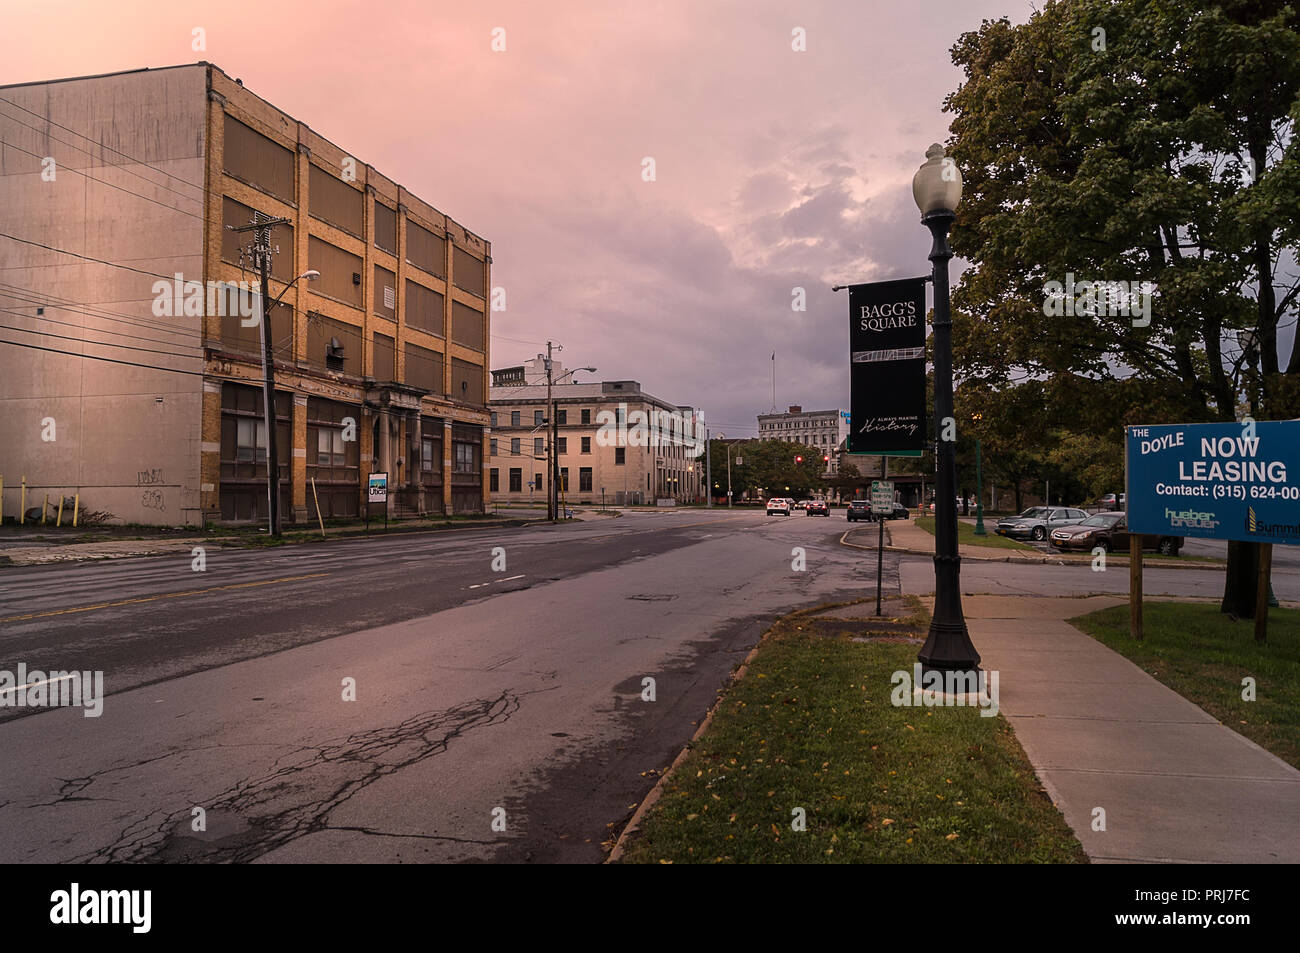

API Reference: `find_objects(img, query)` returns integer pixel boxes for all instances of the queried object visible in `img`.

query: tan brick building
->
[487,356,703,506]
[0,63,490,525]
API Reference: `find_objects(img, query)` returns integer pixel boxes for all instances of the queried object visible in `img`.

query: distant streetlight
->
[912,143,980,681]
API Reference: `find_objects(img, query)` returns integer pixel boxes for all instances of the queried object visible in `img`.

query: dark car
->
[806,500,829,516]
[877,502,910,520]
[1049,511,1182,555]
[846,500,872,521]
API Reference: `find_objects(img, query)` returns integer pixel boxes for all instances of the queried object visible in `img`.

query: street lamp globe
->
[912,143,962,217]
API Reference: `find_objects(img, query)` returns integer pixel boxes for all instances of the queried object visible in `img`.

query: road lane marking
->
[0,673,76,696]
[0,572,332,623]
[497,574,526,582]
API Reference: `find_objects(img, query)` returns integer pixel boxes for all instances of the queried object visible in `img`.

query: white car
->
[766,498,791,516]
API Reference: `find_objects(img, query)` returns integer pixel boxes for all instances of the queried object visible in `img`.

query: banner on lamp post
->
[847,277,927,456]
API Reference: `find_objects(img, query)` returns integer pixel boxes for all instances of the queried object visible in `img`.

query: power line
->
[0,94,207,194]
[0,336,205,376]
[0,104,208,205]
[0,283,203,344]
[0,313,203,360]
[0,232,186,281]
[0,131,204,221]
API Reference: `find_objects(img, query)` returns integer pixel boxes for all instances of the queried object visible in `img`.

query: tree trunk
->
[1221,540,1260,618]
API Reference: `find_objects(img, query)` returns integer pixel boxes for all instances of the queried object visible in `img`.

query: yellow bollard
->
[20,476,26,525]
[57,494,65,527]
[42,493,49,525]
[73,493,80,527]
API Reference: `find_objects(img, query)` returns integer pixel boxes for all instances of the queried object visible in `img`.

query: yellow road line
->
[0,572,331,623]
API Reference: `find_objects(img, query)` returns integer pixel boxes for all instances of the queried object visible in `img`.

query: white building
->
[757,405,850,472]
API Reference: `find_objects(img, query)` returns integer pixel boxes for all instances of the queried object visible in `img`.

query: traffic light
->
[795,455,803,464]
[822,455,829,463]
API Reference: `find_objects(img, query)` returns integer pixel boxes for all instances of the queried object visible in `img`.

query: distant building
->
[488,355,702,505]
[757,405,850,473]
[0,63,491,525]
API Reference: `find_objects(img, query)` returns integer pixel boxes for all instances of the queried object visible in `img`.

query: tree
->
[944,0,1300,615]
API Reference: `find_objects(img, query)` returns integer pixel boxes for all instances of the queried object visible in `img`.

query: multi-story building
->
[0,63,491,525]
[757,405,850,472]
[487,355,702,505]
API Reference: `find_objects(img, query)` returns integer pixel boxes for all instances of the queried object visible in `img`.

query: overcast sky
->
[4,0,1037,435]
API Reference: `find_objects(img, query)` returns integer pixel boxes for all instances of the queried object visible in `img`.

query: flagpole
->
[771,351,776,412]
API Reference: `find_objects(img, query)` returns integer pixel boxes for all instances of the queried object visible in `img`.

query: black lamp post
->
[912,143,980,679]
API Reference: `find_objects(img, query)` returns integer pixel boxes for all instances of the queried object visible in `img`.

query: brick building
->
[0,64,490,525]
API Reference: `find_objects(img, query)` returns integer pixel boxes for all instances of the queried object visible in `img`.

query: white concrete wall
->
[0,66,207,525]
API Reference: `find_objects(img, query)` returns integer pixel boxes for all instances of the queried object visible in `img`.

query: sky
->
[2,0,1037,437]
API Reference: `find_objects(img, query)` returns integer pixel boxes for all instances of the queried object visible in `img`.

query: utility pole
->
[546,341,556,522]
[706,428,712,508]
[232,212,290,537]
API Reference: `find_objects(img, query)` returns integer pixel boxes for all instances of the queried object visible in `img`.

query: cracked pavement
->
[0,509,881,863]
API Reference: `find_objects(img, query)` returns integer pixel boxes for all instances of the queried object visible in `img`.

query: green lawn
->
[913,516,1036,550]
[1070,602,1300,769]
[619,601,1086,864]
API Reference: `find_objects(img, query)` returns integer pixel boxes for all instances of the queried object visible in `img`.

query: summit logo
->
[1247,506,1257,534]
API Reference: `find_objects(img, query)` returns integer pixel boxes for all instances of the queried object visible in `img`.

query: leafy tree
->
[944,0,1300,615]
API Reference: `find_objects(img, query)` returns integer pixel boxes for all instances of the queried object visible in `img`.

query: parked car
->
[876,502,911,520]
[1098,493,1128,511]
[766,498,791,516]
[846,500,872,522]
[806,500,829,516]
[996,506,1089,541]
[1049,511,1182,555]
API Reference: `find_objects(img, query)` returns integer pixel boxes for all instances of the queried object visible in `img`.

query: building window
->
[490,468,499,492]
[557,437,567,454]
[454,442,476,473]
[490,438,498,455]
[511,437,521,455]
[317,428,345,466]
[616,406,625,425]
[615,447,625,465]
[559,468,570,491]
[580,468,593,492]
[557,409,567,425]
[534,472,542,491]
[511,411,520,427]
[534,410,544,426]
[581,409,591,425]
[581,436,591,454]
[237,418,267,463]
[534,437,544,456]
[491,412,498,427]
[509,468,522,492]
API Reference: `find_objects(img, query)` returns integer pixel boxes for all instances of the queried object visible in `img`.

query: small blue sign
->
[1126,422,1300,545]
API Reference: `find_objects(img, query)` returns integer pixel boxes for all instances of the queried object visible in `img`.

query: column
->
[292,394,308,523]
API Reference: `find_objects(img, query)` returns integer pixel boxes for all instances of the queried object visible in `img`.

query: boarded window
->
[218,296,291,357]
[452,358,483,405]
[308,236,363,308]
[223,115,294,201]
[373,264,396,320]
[406,221,445,276]
[309,164,363,236]
[306,314,363,374]
[453,246,486,297]
[406,279,444,335]
[374,202,397,254]
[221,196,294,281]
[406,343,442,393]
[373,332,395,381]
[451,300,484,351]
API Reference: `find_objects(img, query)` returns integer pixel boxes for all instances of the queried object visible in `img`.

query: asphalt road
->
[2,508,1292,864]
[0,509,884,863]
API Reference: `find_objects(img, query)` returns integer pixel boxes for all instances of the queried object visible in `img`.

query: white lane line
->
[496,574,526,582]
[0,674,76,696]
[467,582,491,589]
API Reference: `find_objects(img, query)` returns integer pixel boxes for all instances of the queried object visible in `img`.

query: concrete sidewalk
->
[949,594,1300,863]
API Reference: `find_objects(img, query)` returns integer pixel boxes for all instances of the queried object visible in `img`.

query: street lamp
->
[912,143,981,680]
[972,413,987,536]
[259,268,319,537]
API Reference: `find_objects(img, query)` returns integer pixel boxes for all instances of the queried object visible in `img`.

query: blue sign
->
[1126,422,1300,545]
